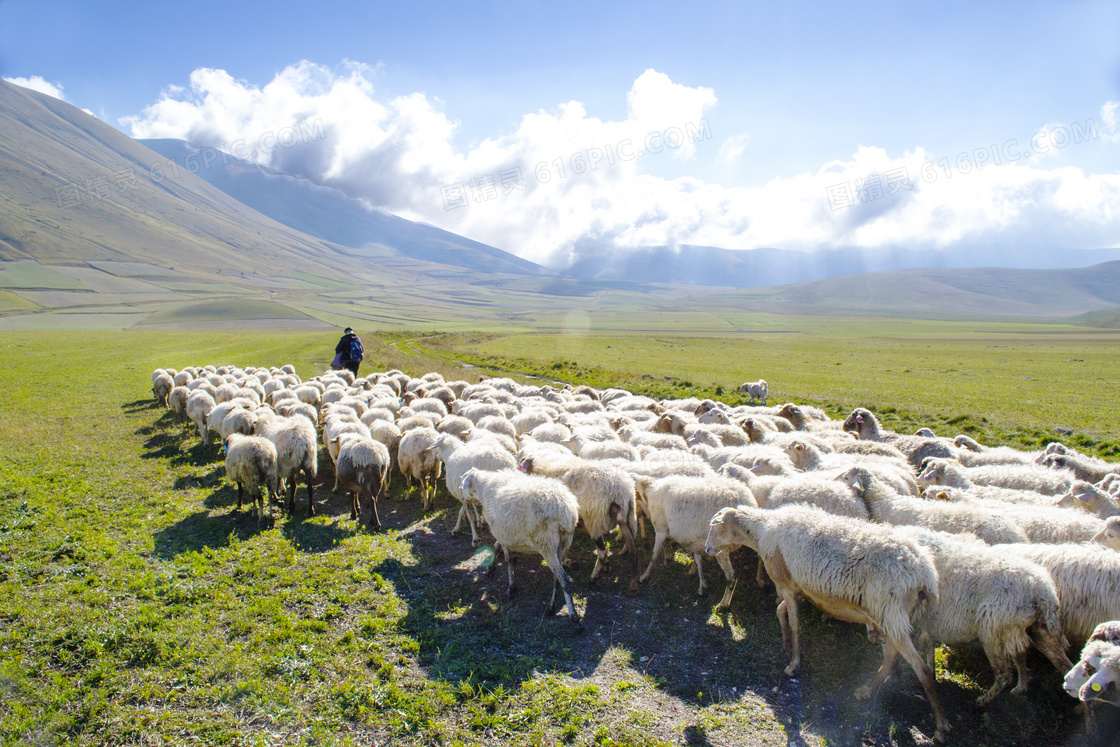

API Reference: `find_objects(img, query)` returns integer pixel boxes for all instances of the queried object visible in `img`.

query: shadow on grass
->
[280,516,357,554]
[152,507,270,559]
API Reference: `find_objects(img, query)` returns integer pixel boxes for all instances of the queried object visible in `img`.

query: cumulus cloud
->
[122,61,1120,266]
[4,75,66,100]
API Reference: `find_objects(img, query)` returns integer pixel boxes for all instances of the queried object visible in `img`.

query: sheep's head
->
[1058,482,1103,512]
[917,459,947,487]
[751,458,784,476]
[777,404,800,421]
[1080,651,1120,705]
[914,427,936,438]
[1063,646,1112,699]
[842,408,873,436]
[458,469,481,500]
[705,506,752,556]
[953,434,981,451]
[1093,517,1120,551]
[838,466,871,494]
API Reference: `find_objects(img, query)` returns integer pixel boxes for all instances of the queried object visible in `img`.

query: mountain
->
[560,243,1120,288]
[690,262,1120,319]
[138,138,555,278]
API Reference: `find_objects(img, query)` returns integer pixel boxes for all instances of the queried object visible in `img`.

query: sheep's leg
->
[541,544,581,631]
[367,484,382,532]
[614,507,640,596]
[776,599,791,650]
[693,552,707,596]
[236,483,243,511]
[305,471,315,517]
[590,537,608,582]
[504,548,516,598]
[778,588,801,677]
[463,503,480,546]
[1011,652,1032,697]
[639,530,668,585]
[977,654,1014,706]
[855,643,898,700]
[755,559,770,587]
[452,503,466,533]
[485,543,502,577]
[713,550,737,611]
[892,634,951,744]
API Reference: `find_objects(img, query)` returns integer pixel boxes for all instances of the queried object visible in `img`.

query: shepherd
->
[333,327,364,376]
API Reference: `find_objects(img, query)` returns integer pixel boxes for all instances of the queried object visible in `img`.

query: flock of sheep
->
[149,363,1120,744]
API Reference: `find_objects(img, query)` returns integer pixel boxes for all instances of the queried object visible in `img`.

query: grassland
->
[0,329,1116,746]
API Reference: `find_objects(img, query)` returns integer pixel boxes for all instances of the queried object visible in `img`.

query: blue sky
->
[3,0,1119,262]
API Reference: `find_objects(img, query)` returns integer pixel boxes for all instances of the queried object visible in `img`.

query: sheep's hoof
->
[933,725,950,744]
[570,619,584,635]
[625,579,640,597]
[507,583,518,599]
[854,684,874,700]
[783,663,799,678]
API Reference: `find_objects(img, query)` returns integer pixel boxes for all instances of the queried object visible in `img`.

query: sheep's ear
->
[935,491,950,501]
[794,444,804,452]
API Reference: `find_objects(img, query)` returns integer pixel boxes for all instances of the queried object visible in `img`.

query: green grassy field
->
[0,329,1114,746]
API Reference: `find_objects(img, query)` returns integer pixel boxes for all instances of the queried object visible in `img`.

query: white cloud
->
[122,61,1120,266]
[718,134,750,163]
[3,75,66,100]
[1102,101,1120,143]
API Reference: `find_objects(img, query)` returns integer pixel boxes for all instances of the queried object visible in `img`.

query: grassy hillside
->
[1,330,1113,745]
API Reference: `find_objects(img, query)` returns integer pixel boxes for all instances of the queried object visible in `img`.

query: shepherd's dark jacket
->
[335,333,359,364]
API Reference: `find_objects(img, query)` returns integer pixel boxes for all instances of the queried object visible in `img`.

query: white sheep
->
[1004,543,1120,643]
[398,426,444,510]
[765,473,871,520]
[152,372,174,407]
[256,415,318,517]
[842,467,1029,545]
[843,408,954,468]
[705,504,950,743]
[738,379,768,405]
[167,386,189,424]
[428,433,517,545]
[1094,517,1120,551]
[333,433,391,529]
[891,526,1071,705]
[786,439,918,496]
[918,457,1075,496]
[186,390,216,446]
[223,433,279,527]
[521,455,640,595]
[639,474,757,609]
[459,468,582,630]
[1058,481,1120,519]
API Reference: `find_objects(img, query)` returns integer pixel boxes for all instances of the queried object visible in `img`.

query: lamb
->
[639,475,757,609]
[1003,543,1120,643]
[890,526,1071,705]
[1058,481,1120,519]
[1094,517,1120,551]
[842,408,954,468]
[459,468,582,630]
[186,390,216,446]
[738,379,768,405]
[841,467,1029,545]
[332,433,391,529]
[918,457,1076,496]
[704,505,950,743]
[398,426,444,510]
[256,415,318,517]
[428,433,518,545]
[152,372,174,407]
[520,455,640,594]
[223,433,279,527]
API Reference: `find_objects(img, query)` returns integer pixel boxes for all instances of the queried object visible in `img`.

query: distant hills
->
[1,77,1119,331]
[139,138,555,278]
[560,243,1120,288]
